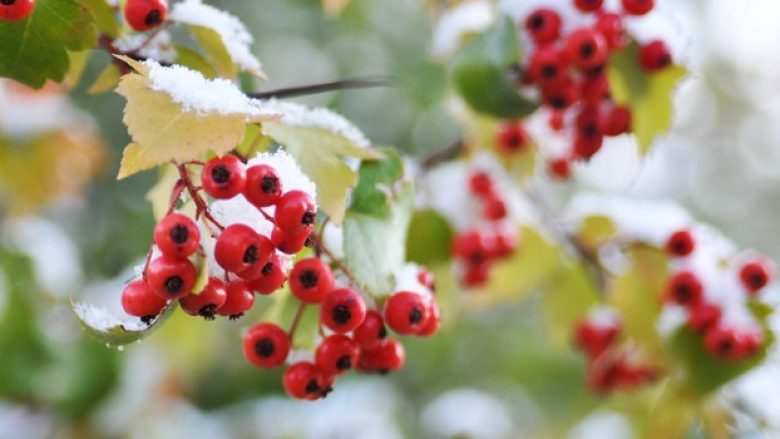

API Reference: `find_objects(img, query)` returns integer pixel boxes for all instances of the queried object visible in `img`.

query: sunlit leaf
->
[175,44,218,79]
[87,62,121,95]
[576,215,617,251]
[71,300,178,346]
[406,209,455,266]
[187,25,237,79]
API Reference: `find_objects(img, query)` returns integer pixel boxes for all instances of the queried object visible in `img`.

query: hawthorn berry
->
[417,269,435,291]
[271,226,311,255]
[548,111,564,131]
[564,28,608,70]
[461,261,491,288]
[621,0,654,16]
[146,255,196,300]
[315,334,359,376]
[638,40,672,73]
[289,257,334,304]
[121,279,168,323]
[548,157,572,180]
[216,280,255,319]
[524,8,561,45]
[275,190,317,234]
[248,253,288,295]
[482,196,507,221]
[201,155,246,199]
[595,12,628,50]
[353,310,388,348]
[124,0,167,32]
[320,288,367,333]
[0,0,34,21]
[180,277,227,320]
[489,227,519,259]
[452,229,491,264]
[495,121,531,155]
[244,164,283,208]
[601,105,632,137]
[585,359,621,394]
[153,213,200,259]
[358,339,405,374]
[664,271,703,307]
[243,322,290,368]
[580,75,609,106]
[214,224,272,274]
[468,171,494,197]
[385,292,431,335]
[665,229,695,257]
[417,299,440,337]
[575,316,621,359]
[541,77,579,109]
[739,261,771,294]
[283,362,333,400]
[235,234,276,281]
[686,303,721,333]
[574,0,603,13]
[704,325,762,360]
[527,47,567,87]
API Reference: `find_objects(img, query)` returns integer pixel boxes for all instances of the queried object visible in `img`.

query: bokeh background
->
[3,0,780,437]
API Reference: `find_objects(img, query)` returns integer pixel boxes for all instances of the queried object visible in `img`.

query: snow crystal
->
[73,302,148,332]
[431,0,495,58]
[263,99,371,149]
[114,30,177,64]
[170,0,263,75]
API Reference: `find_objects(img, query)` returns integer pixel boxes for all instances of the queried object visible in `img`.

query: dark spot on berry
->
[229,313,244,321]
[170,224,189,244]
[164,276,183,294]
[1,0,16,5]
[211,165,231,184]
[750,273,766,288]
[255,338,274,358]
[141,314,156,325]
[319,385,333,398]
[305,379,320,394]
[332,305,351,325]
[144,9,162,26]
[409,308,423,324]
[243,245,258,264]
[550,96,566,109]
[378,325,387,339]
[541,65,558,78]
[580,42,595,58]
[676,285,691,301]
[261,262,274,276]
[582,122,599,138]
[302,211,316,226]
[261,175,280,194]
[529,14,544,30]
[336,356,352,370]
[718,339,733,354]
[376,368,389,375]
[299,269,318,288]
[657,53,672,68]
[199,304,218,320]
[304,235,314,248]
[672,240,686,253]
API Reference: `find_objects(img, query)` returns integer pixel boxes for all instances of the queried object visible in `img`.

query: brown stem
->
[175,162,225,231]
[319,240,361,288]
[248,77,393,100]
[132,21,172,53]
[141,244,154,280]
[420,138,466,170]
[287,302,307,340]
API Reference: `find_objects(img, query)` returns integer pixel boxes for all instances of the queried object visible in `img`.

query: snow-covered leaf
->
[175,45,217,79]
[71,300,177,347]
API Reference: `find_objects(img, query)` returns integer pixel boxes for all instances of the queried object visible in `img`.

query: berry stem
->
[141,244,154,280]
[318,237,361,289]
[131,21,171,53]
[287,302,307,340]
[175,162,225,231]
[257,207,275,224]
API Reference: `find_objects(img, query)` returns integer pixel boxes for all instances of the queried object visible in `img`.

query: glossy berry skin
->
[271,227,310,255]
[320,288,367,333]
[283,362,333,400]
[564,28,608,70]
[0,0,34,21]
[315,334,359,376]
[289,257,334,304]
[248,253,288,295]
[243,322,290,368]
[601,105,632,136]
[214,224,272,274]
[452,229,492,264]
[275,190,316,235]
[687,303,721,333]
[665,229,695,257]
[739,261,771,294]
[235,235,275,281]
[489,227,519,259]
[353,310,387,348]
[638,40,672,72]
[596,12,628,50]
[216,280,255,318]
[417,299,440,337]
[665,271,703,307]
[468,171,494,197]
[574,0,603,13]
[541,77,579,109]
[243,164,282,208]
[417,269,435,291]
[621,0,654,16]
[527,47,567,87]
[384,292,431,335]
[202,155,246,199]
[146,255,196,300]
[575,318,621,359]
[524,8,561,45]
[495,121,531,155]
[548,111,564,131]
[548,157,572,180]
[461,261,491,288]
[154,213,200,259]
[121,279,168,322]
[704,325,762,360]
[358,339,405,374]
[124,0,167,32]
[180,277,227,319]
[482,196,507,221]
[580,75,609,106]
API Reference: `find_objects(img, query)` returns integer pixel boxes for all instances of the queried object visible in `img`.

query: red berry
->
[270,227,311,255]
[564,28,608,70]
[621,0,654,16]
[320,288,367,333]
[596,12,628,50]
[638,40,672,72]
[601,105,632,136]
[358,339,405,373]
[541,77,579,109]
[353,310,388,348]
[586,358,621,394]
[244,164,283,208]
[468,171,494,197]
[248,253,289,295]
[573,109,604,159]
[575,316,621,359]
[417,269,435,291]
[704,325,762,360]
[243,322,290,368]
[124,0,167,32]
[580,74,609,106]
[417,298,440,337]
[548,111,564,131]
[461,261,491,288]
[153,213,200,259]
[180,277,227,319]
[275,190,316,234]
[664,271,703,307]
[0,0,34,21]
[235,235,275,281]
[214,224,272,274]
[686,303,721,333]
[495,121,531,155]
[315,334,359,376]
[524,8,561,45]
[146,255,196,300]
[527,47,567,87]
[384,292,431,335]
[121,279,168,322]
[289,257,334,304]
[548,157,572,180]
[202,155,246,199]
[452,229,492,263]
[574,0,603,13]
[740,261,771,294]
[216,280,255,319]
[283,362,333,400]
[482,196,507,220]
[489,227,519,259]
[665,229,695,257]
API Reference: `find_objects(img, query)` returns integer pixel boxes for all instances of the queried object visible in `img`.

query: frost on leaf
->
[170,0,264,77]
[71,300,175,346]
[114,56,280,179]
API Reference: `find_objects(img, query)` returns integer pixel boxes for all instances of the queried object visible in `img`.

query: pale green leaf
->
[86,62,120,95]
[75,0,120,38]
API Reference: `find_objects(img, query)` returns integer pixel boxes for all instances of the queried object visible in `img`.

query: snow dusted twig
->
[248,76,394,100]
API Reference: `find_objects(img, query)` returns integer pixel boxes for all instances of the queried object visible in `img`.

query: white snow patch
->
[431,0,495,58]
[114,30,177,64]
[263,99,371,148]
[72,302,148,332]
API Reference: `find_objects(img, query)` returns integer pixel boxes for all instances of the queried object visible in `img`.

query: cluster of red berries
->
[663,230,771,360]
[451,171,519,288]
[0,0,34,21]
[514,0,671,179]
[124,0,168,32]
[574,309,657,394]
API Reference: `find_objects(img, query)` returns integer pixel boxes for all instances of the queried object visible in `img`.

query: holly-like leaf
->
[607,43,687,153]
[406,209,455,266]
[450,17,537,119]
[0,0,96,88]
[261,102,383,225]
[71,300,178,347]
[75,0,120,38]
[342,151,414,297]
[115,56,279,179]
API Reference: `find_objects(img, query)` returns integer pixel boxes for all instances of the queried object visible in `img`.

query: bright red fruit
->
[564,28,608,70]
[248,253,288,295]
[283,362,333,400]
[0,0,34,21]
[527,47,567,87]
[201,155,246,199]
[601,105,632,136]
[315,334,359,375]
[548,157,572,180]
[495,121,531,155]
[665,229,695,257]
[417,299,440,337]
[461,261,491,288]
[482,196,507,220]
[243,322,290,368]
[541,77,579,109]
[704,325,763,360]
[121,279,168,322]
[664,271,703,307]
[524,8,561,44]
[180,277,227,319]
[289,257,334,304]
[638,40,672,72]
[740,261,771,294]
[384,292,431,335]
[417,269,435,291]
[271,226,311,255]
[452,229,492,264]
[154,213,200,258]
[574,0,603,13]
[575,316,621,359]
[468,171,493,197]
[243,164,283,208]
[596,12,628,50]
[686,303,721,332]
[124,0,167,32]
[146,255,196,300]
[275,190,316,234]
[353,310,387,348]
[621,0,654,15]
[320,288,367,333]
[214,224,271,274]
[358,339,405,373]
[216,280,255,319]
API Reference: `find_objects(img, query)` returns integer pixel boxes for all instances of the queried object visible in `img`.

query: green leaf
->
[542,264,601,347]
[175,44,218,79]
[0,0,96,88]
[188,25,237,79]
[607,43,687,153]
[450,17,537,119]
[406,209,455,266]
[75,0,120,38]
[343,152,414,297]
[576,215,617,251]
[71,300,178,346]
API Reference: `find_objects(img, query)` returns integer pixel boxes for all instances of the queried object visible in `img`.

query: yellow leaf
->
[87,63,120,95]
[145,163,180,221]
[576,214,617,250]
[188,25,237,79]
[64,50,91,89]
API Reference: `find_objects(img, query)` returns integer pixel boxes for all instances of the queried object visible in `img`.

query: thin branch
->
[287,302,307,340]
[247,76,394,100]
[420,138,466,170]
